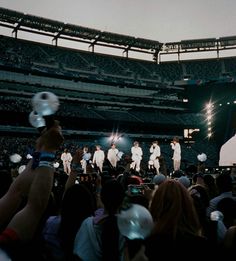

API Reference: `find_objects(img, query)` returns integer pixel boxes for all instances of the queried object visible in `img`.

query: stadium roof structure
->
[0,7,236,62]
[0,7,162,56]
[160,36,236,62]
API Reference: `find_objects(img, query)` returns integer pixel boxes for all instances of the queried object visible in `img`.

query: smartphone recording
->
[128,185,144,195]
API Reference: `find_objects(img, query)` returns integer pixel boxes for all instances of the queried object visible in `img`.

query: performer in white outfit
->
[92,145,105,173]
[81,146,91,174]
[170,137,181,171]
[131,141,143,172]
[149,141,161,174]
[107,143,119,168]
[61,149,73,175]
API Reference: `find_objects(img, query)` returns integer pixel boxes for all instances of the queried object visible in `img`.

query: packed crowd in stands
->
[0,121,235,260]
[0,95,203,127]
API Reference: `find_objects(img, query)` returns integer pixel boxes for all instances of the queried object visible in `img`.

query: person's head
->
[189,184,208,202]
[217,197,236,228]
[172,137,179,144]
[73,148,83,162]
[188,184,209,233]
[64,148,68,153]
[216,171,233,194]
[150,179,200,238]
[152,141,158,146]
[172,170,184,178]
[60,184,94,220]
[101,179,125,215]
[128,194,149,209]
[178,176,191,188]
[153,174,166,186]
[100,180,125,261]
[83,146,88,152]
[133,141,139,147]
[192,172,204,185]
[120,173,143,191]
[203,174,217,199]
[96,145,101,150]
[111,143,116,149]
[60,184,95,252]
[203,174,215,187]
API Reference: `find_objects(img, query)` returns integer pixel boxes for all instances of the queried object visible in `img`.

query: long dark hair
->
[59,184,95,256]
[150,179,201,239]
[100,179,125,261]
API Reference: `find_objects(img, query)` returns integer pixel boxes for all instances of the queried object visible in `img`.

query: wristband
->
[39,151,56,162]
[32,151,56,169]
[37,161,54,170]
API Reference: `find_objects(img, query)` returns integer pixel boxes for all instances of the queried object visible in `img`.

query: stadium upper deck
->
[0,7,235,62]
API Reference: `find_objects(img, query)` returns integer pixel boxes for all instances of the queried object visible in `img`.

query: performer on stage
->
[130,141,143,172]
[107,143,119,168]
[149,141,161,174]
[81,146,92,174]
[61,148,73,175]
[170,137,181,171]
[92,145,105,174]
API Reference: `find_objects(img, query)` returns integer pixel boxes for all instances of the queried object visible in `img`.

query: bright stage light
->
[207,109,212,114]
[205,101,214,139]
[109,135,118,142]
[109,133,123,143]
[206,103,212,109]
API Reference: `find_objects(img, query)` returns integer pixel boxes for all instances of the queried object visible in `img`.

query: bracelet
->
[36,161,54,170]
[32,151,56,169]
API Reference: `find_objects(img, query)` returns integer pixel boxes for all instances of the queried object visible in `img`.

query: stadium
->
[0,7,235,174]
[1,5,236,260]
